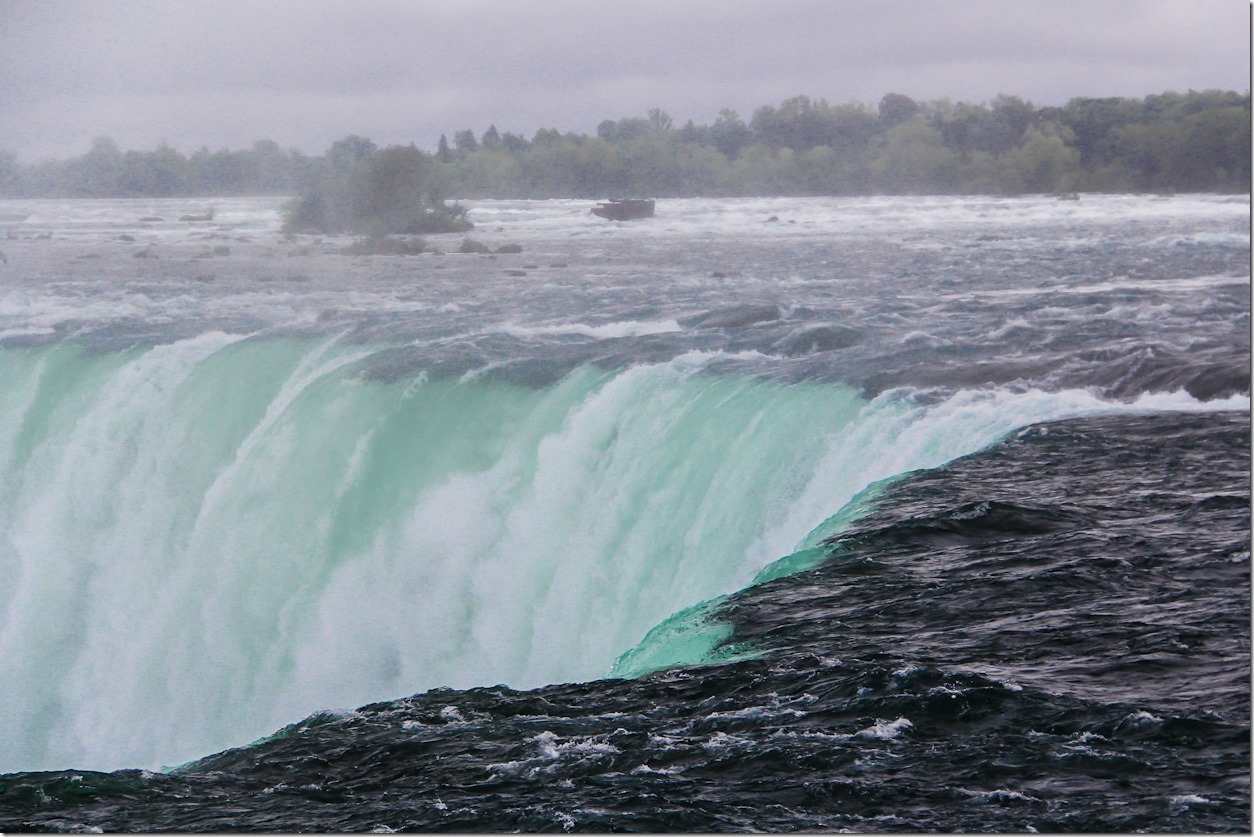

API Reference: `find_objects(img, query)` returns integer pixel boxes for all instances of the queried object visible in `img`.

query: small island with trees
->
[279,137,471,236]
[0,90,1247,236]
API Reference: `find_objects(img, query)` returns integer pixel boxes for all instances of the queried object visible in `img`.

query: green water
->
[0,336,869,771]
[2,333,1220,773]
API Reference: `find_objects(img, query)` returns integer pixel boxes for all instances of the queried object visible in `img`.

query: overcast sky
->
[1,0,1249,162]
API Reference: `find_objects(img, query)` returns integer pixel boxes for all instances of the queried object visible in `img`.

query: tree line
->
[1,89,1248,200]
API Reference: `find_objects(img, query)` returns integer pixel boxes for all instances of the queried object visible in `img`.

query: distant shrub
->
[283,139,473,235]
[341,235,427,256]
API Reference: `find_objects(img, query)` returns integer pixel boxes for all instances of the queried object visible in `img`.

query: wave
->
[499,319,683,340]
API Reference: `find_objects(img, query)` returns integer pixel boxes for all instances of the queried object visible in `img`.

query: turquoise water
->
[1,334,1238,773]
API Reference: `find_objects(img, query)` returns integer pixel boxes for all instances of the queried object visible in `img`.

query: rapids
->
[0,194,1247,779]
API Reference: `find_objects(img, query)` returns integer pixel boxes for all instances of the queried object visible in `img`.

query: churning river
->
[0,194,1248,831]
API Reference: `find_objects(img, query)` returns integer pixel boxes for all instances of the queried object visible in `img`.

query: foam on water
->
[460,194,1250,246]
[0,197,281,244]
[500,319,683,339]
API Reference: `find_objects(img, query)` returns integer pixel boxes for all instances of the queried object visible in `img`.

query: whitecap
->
[856,717,914,740]
[501,319,682,340]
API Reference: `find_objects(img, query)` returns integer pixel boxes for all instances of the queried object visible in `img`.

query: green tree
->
[990,95,1036,143]
[1178,105,1251,190]
[1059,96,1142,165]
[452,147,525,197]
[709,109,752,159]
[499,131,530,152]
[869,121,960,193]
[827,102,878,153]
[596,118,651,144]
[1112,121,1183,190]
[517,137,586,195]
[531,127,563,147]
[1000,125,1080,192]
[284,139,470,234]
[671,142,732,195]
[877,93,921,130]
[65,136,124,196]
[453,129,479,155]
[751,95,844,151]
[116,142,188,196]
[647,108,674,133]
[247,139,293,193]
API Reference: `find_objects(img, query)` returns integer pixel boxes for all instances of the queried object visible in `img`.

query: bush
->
[340,235,427,256]
[283,140,473,235]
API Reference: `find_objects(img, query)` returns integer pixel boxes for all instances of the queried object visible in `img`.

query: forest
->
[0,89,1248,200]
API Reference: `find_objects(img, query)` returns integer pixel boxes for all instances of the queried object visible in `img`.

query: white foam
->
[701,731,753,752]
[501,319,682,340]
[855,717,914,740]
[960,788,1037,804]
[487,731,620,779]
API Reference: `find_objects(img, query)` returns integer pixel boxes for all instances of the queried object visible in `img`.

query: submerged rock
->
[680,303,781,329]
[457,238,492,254]
[772,325,862,356]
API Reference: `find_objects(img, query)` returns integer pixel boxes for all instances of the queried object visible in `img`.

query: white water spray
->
[0,337,1244,773]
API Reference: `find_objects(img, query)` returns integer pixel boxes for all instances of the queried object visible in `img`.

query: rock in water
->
[680,303,781,329]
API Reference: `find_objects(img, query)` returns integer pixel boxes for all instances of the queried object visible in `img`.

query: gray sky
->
[1,0,1249,162]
